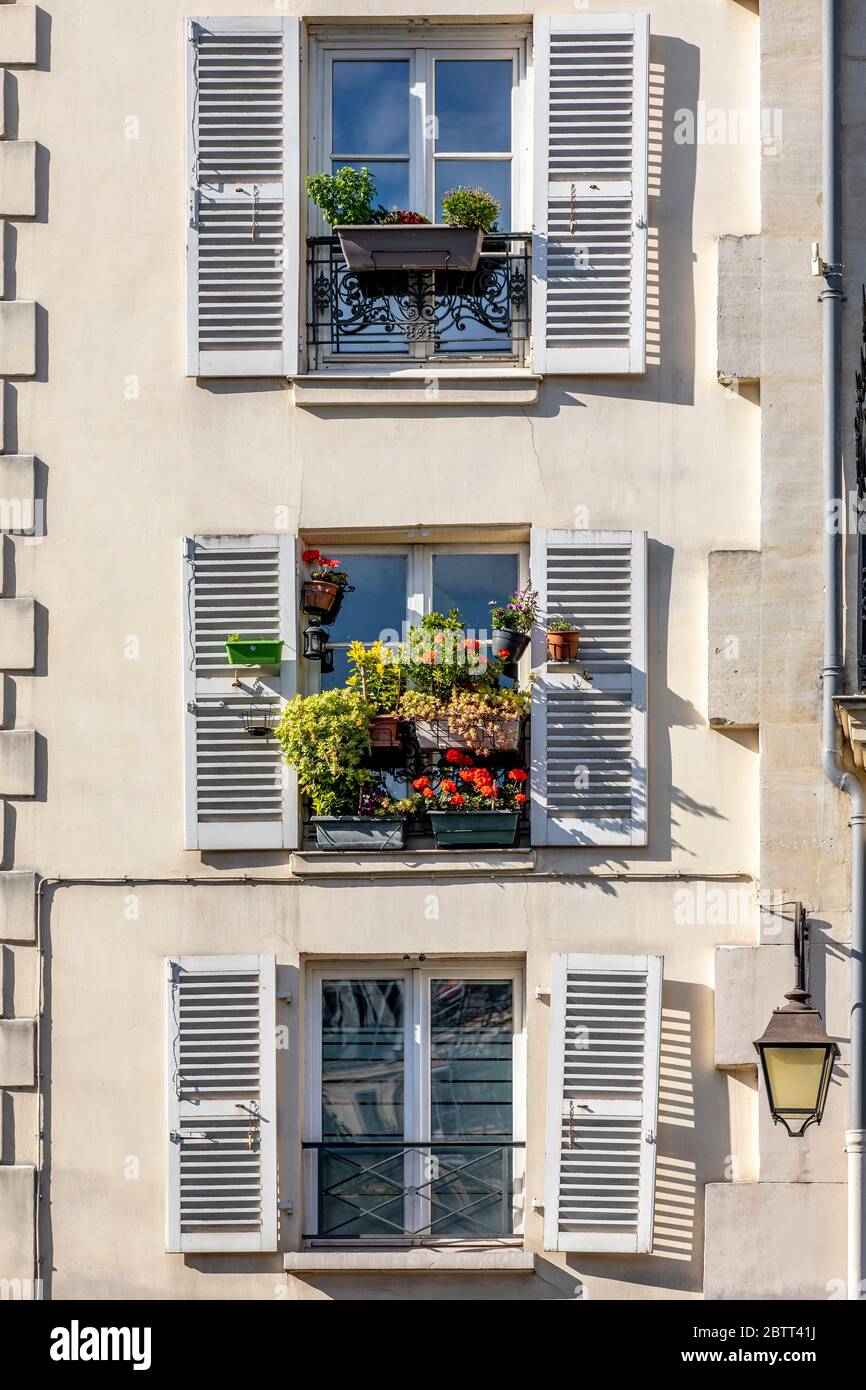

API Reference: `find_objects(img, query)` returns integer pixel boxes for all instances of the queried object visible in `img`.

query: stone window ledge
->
[285,1249,534,1274]
[291,371,541,408]
[291,848,537,877]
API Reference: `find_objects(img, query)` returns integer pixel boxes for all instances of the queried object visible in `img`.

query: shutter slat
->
[166,955,277,1252]
[532,15,649,373]
[182,534,298,851]
[544,954,663,1253]
[186,18,299,376]
[530,530,647,846]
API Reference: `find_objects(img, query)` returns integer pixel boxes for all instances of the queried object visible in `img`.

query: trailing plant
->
[345,640,402,714]
[306,166,377,226]
[413,759,528,813]
[399,687,529,755]
[441,185,501,231]
[489,586,540,634]
[357,783,422,818]
[275,688,375,817]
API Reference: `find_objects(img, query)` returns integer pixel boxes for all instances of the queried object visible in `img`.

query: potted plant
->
[224,632,284,667]
[275,688,418,850]
[489,586,539,664]
[308,167,500,273]
[546,618,581,662]
[345,640,403,751]
[301,548,353,623]
[420,756,528,848]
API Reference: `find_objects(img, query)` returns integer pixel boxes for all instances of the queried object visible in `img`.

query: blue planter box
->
[428,811,519,848]
[312,817,405,851]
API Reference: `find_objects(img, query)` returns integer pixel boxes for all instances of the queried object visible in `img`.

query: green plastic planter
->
[428,810,519,849]
[225,639,284,667]
[312,816,405,851]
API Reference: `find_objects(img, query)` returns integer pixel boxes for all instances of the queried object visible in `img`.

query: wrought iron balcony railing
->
[306,234,531,368]
[304,1141,523,1242]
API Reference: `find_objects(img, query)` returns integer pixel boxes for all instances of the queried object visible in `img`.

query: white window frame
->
[308,25,531,235]
[303,960,526,1245]
[301,540,529,694]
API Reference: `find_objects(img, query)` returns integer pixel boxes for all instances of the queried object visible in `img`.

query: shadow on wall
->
[564,980,720,1296]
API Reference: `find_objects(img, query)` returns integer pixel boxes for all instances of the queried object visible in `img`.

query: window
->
[310,542,528,692]
[311,27,528,230]
[304,964,525,1242]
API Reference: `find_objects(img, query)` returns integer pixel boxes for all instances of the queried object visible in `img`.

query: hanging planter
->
[241,702,277,738]
[428,810,519,849]
[312,816,406,851]
[546,625,580,662]
[491,628,530,663]
[225,638,283,667]
[301,549,354,622]
[411,715,523,754]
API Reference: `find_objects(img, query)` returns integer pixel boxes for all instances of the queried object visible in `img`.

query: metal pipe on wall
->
[819,0,866,1302]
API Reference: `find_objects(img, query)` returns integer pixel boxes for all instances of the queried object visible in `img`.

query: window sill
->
[291,848,537,877]
[285,1249,534,1274]
[291,370,540,408]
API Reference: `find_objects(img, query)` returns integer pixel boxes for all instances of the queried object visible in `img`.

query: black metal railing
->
[304,1141,522,1242]
[307,234,531,367]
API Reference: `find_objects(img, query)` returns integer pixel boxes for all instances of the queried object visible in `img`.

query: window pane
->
[331,161,410,214]
[321,554,408,690]
[332,61,410,155]
[431,553,519,640]
[435,159,511,228]
[430,979,514,1141]
[435,60,512,153]
[321,979,405,1139]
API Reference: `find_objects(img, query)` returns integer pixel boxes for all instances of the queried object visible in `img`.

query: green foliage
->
[345,640,402,713]
[275,688,375,817]
[489,586,540,634]
[306,166,377,226]
[399,687,529,756]
[547,617,577,633]
[401,609,500,699]
[440,185,501,231]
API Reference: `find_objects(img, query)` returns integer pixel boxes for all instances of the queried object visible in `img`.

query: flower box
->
[225,639,283,667]
[428,810,519,849]
[411,716,523,753]
[311,816,406,851]
[337,224,485,273]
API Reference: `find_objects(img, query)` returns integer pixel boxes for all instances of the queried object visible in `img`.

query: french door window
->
[312,29,527,228]
[304,965,525,1242]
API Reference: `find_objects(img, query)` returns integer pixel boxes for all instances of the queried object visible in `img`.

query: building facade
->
[0,0,862,1301]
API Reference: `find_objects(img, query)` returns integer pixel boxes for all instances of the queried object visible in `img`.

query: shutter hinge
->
[645,1129,656,1145]
[187,700,198,715]
[534,986,550,1000]
[277,990,293,1003]
[184,536,196,562]
[635,214,647,230]
[531,1198,544,1213]
[279,1201,294,1214]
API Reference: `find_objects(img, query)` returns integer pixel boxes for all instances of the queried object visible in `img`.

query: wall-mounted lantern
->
[753,904,840,1137]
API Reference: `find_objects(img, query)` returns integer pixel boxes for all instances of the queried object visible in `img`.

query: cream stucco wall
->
[0,0,857,1301]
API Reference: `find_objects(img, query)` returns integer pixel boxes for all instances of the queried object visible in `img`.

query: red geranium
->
[497,649,511,658]
[302,548,321,563]
[515,792,527,804]
[445,749,464,765]
[412,776,431,791]
[422,787,434,799]
[449,793,466,806]
[441,779,457,794]
[507,769,527,782]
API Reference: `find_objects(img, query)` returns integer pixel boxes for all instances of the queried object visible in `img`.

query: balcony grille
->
[306,234,530,367]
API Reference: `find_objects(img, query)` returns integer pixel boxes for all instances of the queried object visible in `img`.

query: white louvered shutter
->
[530,530,647,846]
[165,954,277,1253]
[544,953,662,1253]
[181,534,298,851]
[186,16,300,377]
[531,14,649,374]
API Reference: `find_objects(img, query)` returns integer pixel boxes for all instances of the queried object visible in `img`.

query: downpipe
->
[820,0,866,1301]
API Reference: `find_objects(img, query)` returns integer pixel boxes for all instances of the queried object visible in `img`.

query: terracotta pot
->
[302,579,345,621]
[369,714,402,749]
[546,628,580,662]
[337,224,485,272]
